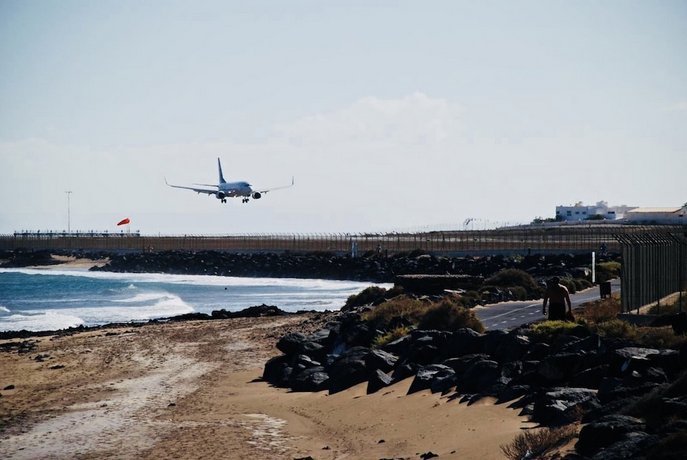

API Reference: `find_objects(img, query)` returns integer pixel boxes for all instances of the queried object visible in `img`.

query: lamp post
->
[65,191,72,233]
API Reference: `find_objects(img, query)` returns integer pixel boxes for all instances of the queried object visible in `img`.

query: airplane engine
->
[217,192,226,199]
[251,192,262,199]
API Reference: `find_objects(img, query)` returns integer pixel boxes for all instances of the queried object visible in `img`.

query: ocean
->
[0,268,390,332]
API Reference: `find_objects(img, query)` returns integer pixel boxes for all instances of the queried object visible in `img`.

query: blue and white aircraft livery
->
[166,158,294,203]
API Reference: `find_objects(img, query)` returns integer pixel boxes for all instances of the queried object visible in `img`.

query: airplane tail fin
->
[217,158,226,184]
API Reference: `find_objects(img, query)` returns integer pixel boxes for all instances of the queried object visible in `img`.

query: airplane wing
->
[165,178,219,196]
[256,177,295,194]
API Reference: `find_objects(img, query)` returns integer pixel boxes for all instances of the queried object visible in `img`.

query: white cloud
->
[1,93,685,234]
[275,92,463,146]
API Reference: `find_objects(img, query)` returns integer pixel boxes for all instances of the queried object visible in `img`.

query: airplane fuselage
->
[219,181,253,198]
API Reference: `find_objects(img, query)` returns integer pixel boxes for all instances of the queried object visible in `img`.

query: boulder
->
[497,384,531,404]
[365,349,399,373]
[560,334,602,353]
[299,341,327,361]
[589,432,657,460]
[382,334,412,356]
[306,328,336,346]
[442,354,491,375]
[571,364,610,389]
[537,352,589,383]
[483,329,509,357]
[577,414,646,456]
[340,321,375,347]
[276,333,308,355]
[582,396,641,423]
[292,354,321,371]
[408,365,455,394]
[493,334,530,363]
[598,379,663,404]
[391,362,419,381]
[291,367,329,392]
[407,344,439,366]
[446,328,484,357]
[327,347,371,394]
[533,387,600,425]
[648,349,682,378]
[523,342,552,361]
[459,359,501,393]
[262,355,293,387]
[613,347,660,374]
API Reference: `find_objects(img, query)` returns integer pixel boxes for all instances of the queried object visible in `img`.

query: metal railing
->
[1,225,684,256]
[616,231,687,313]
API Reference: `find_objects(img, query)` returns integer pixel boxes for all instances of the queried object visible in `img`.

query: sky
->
[1,0,685,235]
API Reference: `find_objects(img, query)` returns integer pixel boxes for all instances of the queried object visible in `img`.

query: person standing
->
[542,276,572,321]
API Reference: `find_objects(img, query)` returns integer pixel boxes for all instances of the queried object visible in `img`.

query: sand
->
[0,313,535,460]
[24,255,110,270]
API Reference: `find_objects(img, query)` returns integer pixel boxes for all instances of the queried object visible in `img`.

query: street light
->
[65,191,72,233]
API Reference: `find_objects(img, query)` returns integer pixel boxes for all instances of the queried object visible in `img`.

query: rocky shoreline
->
[0,248,613,283]
[263,307,687,459]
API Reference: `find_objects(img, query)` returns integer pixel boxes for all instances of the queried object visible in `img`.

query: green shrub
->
[344,286,388,309]
[373,326,411,348]
[598,261,621,274]
[363,296,429,327]
[417,299,485,333]
[485,269,540,295]
[364,296,485,333]
[596,261,621,283]
[592,319,637,340]
[529,320,582,340]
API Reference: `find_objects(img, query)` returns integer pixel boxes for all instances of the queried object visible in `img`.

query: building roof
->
[626,207,683,214]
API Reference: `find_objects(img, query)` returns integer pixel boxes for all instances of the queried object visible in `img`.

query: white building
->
[623,207,687,224]
[555,201,635,222]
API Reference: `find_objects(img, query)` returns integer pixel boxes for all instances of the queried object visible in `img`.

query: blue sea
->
[0,268,390,332]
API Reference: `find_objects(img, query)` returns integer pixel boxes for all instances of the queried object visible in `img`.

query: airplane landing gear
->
[221,198,227,203]
[242,198,249,203]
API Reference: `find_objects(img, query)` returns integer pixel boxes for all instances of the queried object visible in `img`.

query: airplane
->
[165,158,294,204]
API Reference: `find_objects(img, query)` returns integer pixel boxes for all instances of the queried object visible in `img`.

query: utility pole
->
[65,191,72,233]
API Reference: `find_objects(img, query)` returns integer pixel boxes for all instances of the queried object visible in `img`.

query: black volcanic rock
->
[533,387,600,425]
[576,414,646,456]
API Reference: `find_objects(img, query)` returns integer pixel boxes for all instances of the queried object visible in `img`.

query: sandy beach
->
[0,310,535,459]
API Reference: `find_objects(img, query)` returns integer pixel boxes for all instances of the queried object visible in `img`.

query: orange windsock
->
[117,218,131,226]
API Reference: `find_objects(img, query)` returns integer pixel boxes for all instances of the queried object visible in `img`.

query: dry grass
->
[648,292,687,315]
[417,299,485,333]
[364,296,485,333]
[363,296,430,326]
[577,294,621,324]
[500,425,578,460]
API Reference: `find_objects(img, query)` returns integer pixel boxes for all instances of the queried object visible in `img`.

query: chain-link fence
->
[2,225,684,256]
[616,231,687,313]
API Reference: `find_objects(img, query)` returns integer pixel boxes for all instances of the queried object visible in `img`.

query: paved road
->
[476,279,620,330]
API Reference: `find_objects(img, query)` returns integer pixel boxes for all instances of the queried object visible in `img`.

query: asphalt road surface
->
[476,279,621,330]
